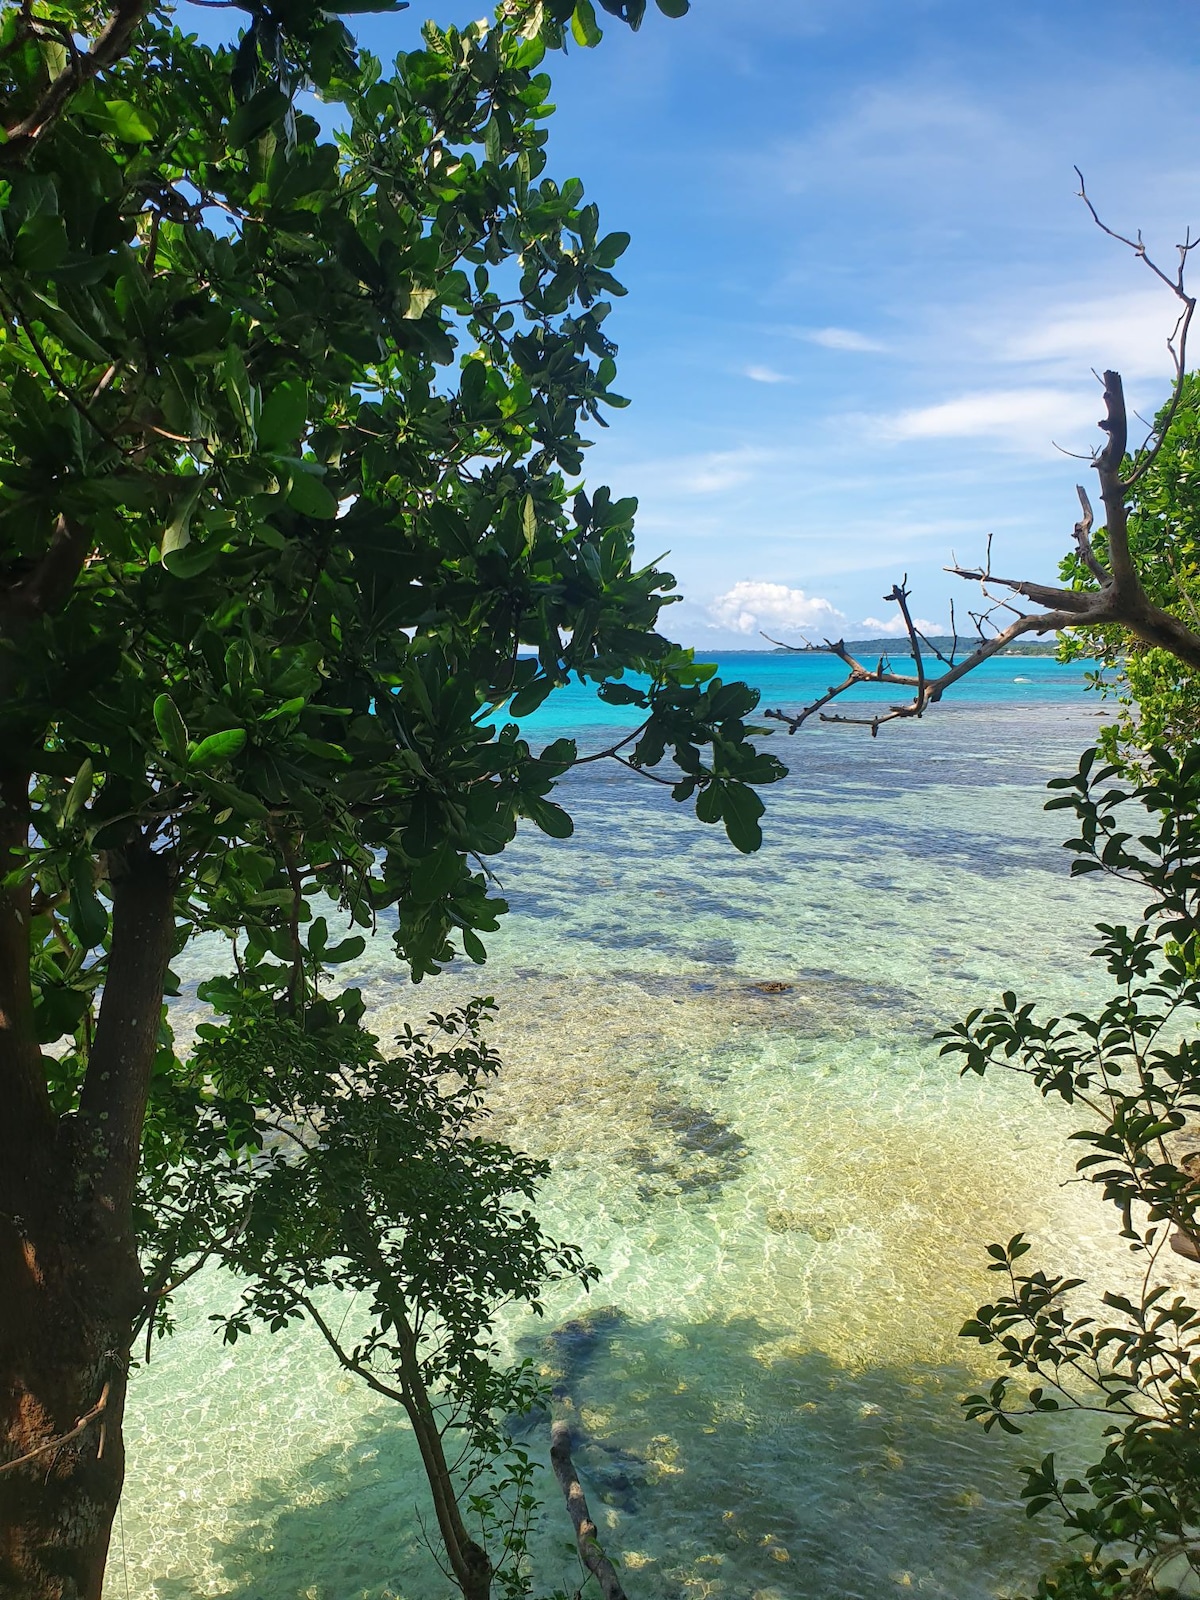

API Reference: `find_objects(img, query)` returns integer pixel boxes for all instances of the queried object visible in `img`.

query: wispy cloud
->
[995,288,1186,383]
[743,364,791,383]
[776,85,1015,204]
[806,326,885,353]
[880,386,1098,455]
[708,581,844,637]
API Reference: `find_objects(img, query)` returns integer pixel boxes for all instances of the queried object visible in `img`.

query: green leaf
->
[411,846,462,903]
[68,857,108,948]
[462,927,487,963]
[161,481,203,572]
[89,98,158,142]
[720,782,764,854]
[324,935,367,963]
[199,776,269,820]
[62,759,94,826]
[189,729,248,769]
[509,677,556,718]
[258,381,309,451]
[286,470,338,519]
[593,231,630,269]
[228,85,290,149]
[524,796,573,839]
[655,0,689,14]
[571,0,603,46]
[154,695,189,762]
[222,347,257,445]
[538,737,578,768]
[598,681,646,707]
[522,493,537,553]
[14,213,68,272]
[161,538,222,578]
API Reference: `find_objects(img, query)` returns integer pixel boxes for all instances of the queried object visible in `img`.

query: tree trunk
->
[394,1320,492,1600]
[0,1228,131,1600]
[0,813,175,1599]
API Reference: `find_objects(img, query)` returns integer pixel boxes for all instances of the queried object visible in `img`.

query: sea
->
[107,653,1151,1600]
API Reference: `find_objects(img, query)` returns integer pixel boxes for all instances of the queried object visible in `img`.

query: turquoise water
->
[109,661,1143,1600]
[511,651,1098,737]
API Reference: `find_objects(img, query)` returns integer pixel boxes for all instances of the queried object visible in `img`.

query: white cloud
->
[997,289,1186,384]
[881,385,1098,455]
[806,326,885,353]
[709,581,844,637]
[744,364,791,383]
[859,613,944,637]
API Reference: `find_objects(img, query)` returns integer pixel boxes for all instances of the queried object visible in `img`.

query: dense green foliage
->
[1,0,784,1250]
[2,0,776,1010]
[942,747,1200,1596]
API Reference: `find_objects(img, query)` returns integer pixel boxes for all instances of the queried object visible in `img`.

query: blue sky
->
[526,1,1200,648]
[206,1,1200,647]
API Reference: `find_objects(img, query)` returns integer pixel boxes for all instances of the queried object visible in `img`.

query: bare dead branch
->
[764,194,1200,737]
[1073,485,1108,583]
[1075,170,1198,488]
[761,630,816,652]
[766,368,1200,734]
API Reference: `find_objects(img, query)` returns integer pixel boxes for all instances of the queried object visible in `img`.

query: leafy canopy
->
[0,0,788,1589]
[0,0,783,1098]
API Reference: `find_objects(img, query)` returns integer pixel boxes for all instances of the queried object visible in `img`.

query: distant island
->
[771,635,1069,658]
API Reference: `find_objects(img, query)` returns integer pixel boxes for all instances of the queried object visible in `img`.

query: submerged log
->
[550,1418,629,1600]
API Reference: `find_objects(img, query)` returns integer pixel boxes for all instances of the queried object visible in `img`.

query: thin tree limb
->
[0,1382,110,1475]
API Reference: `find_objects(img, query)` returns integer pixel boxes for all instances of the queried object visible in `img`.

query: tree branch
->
[767,364,1200,734]
[0,513,92,633]
[0,0,154,165]
[0,1381,110,1475]
[78,839,177,1232]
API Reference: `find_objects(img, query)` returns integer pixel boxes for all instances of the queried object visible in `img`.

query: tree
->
[0,1,787,1593]
[1056,372,1200,761]
[146,993,599,1600]
[940,746,1200,1597]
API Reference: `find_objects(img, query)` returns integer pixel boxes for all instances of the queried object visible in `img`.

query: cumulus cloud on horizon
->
[709,581,845,637]
[859,613,944,637]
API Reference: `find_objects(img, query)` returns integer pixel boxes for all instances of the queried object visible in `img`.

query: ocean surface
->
[109,654,1147,1600]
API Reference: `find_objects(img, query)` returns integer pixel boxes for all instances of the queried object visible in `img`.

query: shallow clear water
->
[110,669,1145,1600]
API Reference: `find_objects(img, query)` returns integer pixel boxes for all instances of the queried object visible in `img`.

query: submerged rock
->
[628,1097,750,1202]
[540,1304,629,1398]
[765,1207,836,1242]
